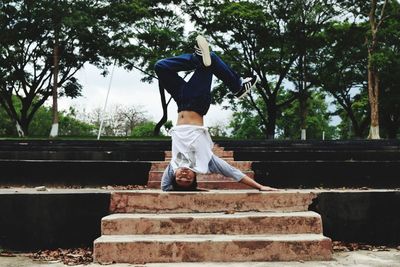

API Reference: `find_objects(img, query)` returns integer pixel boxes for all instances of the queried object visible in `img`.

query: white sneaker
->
[235,76,260,99]
[195,35,211,67]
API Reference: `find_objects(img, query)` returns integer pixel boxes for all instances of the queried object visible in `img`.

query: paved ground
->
[1,250,400,267]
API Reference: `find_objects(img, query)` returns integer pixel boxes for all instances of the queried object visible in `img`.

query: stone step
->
[93,234,332,263]
[110,190,316,213]
[147,180,253,190]
[210,145,225,152]
[101,211,323,235]
[150,161,252,171]
[147,171,254,182]
[165,150,234,159]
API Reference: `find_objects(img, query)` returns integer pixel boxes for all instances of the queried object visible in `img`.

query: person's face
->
[175,167,196,187]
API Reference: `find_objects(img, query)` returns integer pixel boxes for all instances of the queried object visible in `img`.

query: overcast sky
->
[50,63,233,128]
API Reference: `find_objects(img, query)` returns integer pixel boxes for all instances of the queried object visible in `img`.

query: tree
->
[28,106,96,137]
[115,105,148,136]
[379,1,400,138]
[366,0,390,139]
[121,3,186,135]
[275,91,338,139]
[228,90,336,140]
[0,102,96,137]
[0,95,20,136]
[338,0,396,139]
[87,104,148,137]
[334,91,370,139]
[285,0,337,139]
[208,120,229,138]
[229,111,266,139]
[49,0,62,138]
[183,0,337,139]
[0,0,180,137]
[311,22,370,138]
[131,121,160,137]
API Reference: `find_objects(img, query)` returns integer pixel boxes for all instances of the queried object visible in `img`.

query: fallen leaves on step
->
[30,247,92,265]
[0,251,16,257]
[333,241,398,252]
[101,185,147,190]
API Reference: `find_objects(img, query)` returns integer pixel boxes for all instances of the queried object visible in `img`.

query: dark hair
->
[172,173,199,191]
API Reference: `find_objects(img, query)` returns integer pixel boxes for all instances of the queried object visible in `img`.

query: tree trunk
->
[50,40,59,138]
[367,63,380,139]
[266,102,277,139]
[298,55,308,140]
[15,121,25,137]
[299,92,308,140]
[154,81,168,136]
[50,2,60,138]
[19,116,30,137]
[366,0,386,139]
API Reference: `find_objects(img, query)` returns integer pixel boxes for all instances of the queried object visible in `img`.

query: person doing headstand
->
[154,35,277,192]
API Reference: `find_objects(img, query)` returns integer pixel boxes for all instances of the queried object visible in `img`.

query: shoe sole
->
[237,76,261,99]
[196,35,211,67]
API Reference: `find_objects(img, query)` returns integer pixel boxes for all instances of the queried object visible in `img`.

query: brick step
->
[165,150,233,159]
[101,211,322,235]
[150,161,252,171]
[93,234,332,263]
[147,180,253,190]
[210,145,226,152]
[147,171,254,182]
[109,191,316,213]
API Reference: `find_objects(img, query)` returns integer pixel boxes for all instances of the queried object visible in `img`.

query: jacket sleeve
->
[161,163,175,191]
[208,155,245,182]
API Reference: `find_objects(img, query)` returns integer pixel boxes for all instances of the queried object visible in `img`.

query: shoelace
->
[243,82,252,90]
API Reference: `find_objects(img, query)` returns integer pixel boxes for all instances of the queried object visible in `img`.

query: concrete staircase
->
[147,145,254,189]
[93,190,332,264]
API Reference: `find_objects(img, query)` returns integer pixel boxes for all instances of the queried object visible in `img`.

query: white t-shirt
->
[170,125,214,174]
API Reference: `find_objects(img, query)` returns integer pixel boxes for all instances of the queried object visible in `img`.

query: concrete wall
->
[0,192,110,251]
[310,191,400,245]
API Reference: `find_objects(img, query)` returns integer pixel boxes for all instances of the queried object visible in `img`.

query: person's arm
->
[209,155,245,181]
[161,164,175,191]
[238,176,278,191]
[209,155,278,191]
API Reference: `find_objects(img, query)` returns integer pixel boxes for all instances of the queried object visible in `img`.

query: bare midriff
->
[177,111,204,126]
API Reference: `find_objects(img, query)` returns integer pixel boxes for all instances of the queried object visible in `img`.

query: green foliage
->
[379,1,400,138]
[131,121,160,137]
[122,2,185,83]
[0,0,181,136]
[276,91,338,139]
[163,120,173,132]
[29,106,96,137]
[311,21,370,138]
[183,0,339,138]
[228,90,338,140]
[0,104,14,135]
[1,0,399,140]
[335,91,370,139]
[0,103,96,137]
[229,110,265,139]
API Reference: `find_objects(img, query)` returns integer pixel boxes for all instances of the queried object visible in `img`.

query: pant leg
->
[209,52,242,94]
[154,54,199,102]
[183,62,213,98]
[178,60,214,115]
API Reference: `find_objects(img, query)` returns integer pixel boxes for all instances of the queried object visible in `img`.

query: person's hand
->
[258,185,279,191]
